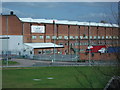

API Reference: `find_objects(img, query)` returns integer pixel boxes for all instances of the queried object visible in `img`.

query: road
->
[1,58,118,67]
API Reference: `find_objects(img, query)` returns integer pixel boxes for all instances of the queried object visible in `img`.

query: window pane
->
[52,36,57,39]
[70,36,73,39]
[98,36,101,39]
[46,36,50,39]
[64,36,68,39]
[75,36,78,39]
[80,36,83,39]
[102,36,104,39]
[32,36,36,39]
[58,36,62,39]
[85,36,88,39]
[106,36,108,39]
[39,36,44,39]
[94,36,97,39]
[89,36,92,39]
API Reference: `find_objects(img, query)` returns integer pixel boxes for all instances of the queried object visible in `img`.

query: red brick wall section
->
[1,15,22,35]
[1,16,6,35]
[8,16,22,35]
[80,53,117,60]
[58,25,68,36]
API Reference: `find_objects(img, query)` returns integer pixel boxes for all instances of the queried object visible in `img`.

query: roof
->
[24,43,64,49]
[19,18,118,28]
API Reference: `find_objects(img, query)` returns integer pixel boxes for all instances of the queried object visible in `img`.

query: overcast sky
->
[2,2,118,23]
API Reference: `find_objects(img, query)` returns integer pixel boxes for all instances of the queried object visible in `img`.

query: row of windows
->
[32,35,119,40]
[58,41,119,46]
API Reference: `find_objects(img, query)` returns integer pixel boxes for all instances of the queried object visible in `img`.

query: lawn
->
[2,66,118,88]
[2,60,19,65]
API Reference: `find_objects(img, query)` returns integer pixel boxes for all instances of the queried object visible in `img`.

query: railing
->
[33,54,79,61]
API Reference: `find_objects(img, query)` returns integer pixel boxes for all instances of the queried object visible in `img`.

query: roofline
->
[20,18,118,28]
[1,14,23,23]
[1,14,118,28]
[21,21,118,28]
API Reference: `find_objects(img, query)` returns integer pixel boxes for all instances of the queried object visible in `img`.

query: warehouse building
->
[0,12,119,61]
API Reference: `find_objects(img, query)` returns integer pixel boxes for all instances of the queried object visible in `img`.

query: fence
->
[0,50,80,62]
[33,54,79,61]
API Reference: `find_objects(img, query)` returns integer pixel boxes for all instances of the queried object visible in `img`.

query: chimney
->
[10,11,14,15]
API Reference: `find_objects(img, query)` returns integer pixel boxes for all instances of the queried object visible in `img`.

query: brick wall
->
[1,15,22,35]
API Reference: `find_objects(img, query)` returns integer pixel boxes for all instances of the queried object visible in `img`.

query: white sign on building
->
[31,25,45,33]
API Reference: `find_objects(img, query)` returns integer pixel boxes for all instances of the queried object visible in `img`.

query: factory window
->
[98,36,101,39]
[109,36,112,39]
[83,34,86,37]
[115,36,117,39]
[39,36,44,39]
[84,36,88,39]
[64,36,68,39]
[106,36,109,39]
[94,36,97,39]
[113,36,116,39]
[46,36,50,39]
[75,42,79,46]
[32,35,36,39]
[58,36,62,39]
[75,36,79,39]
[52,36,57,39]
[117,36,119,39]
[89,36,92,39]
[102,36,104,39]
[85,42,88,45]
[70,36,73,39]
[116,36,119,39]
[80,36,83,39]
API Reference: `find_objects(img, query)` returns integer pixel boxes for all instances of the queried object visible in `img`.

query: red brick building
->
[0,13,119,61]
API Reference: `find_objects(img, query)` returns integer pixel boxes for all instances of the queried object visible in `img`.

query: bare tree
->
[74,2,120,89]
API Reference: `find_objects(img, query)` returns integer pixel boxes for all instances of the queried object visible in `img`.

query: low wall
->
[80,53,118,60]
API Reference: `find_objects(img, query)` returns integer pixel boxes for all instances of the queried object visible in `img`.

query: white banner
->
[31,25,45,33]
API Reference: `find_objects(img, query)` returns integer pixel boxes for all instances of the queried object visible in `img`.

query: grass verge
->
[2,66,120,88]
[2,60,19,65]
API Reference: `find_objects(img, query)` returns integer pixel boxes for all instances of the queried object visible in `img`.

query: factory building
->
[0,12,119,61]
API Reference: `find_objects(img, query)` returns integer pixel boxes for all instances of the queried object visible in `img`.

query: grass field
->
[2,60,19,65]
[2,66,118,88]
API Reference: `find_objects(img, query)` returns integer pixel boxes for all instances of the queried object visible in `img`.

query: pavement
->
[1,58,119,67]
[2,58,47,67]
[1,58,89,67]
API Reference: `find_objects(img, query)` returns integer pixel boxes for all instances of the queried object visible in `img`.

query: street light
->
[53,20,56,63]
[6,15,8,67]
[88,21,91,66]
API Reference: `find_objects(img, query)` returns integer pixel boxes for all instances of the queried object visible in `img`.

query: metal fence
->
[0,51,80,62]
[33,54,80,61]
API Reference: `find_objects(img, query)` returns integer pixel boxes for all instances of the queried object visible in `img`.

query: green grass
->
[2,66,119,88]
[2,60,19,65]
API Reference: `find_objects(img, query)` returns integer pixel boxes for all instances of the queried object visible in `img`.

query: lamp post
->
[53,20,56,63]
[6,15,8,67]
[88,21,91,66]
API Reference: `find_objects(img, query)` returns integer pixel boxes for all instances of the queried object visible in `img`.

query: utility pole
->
[53,20,56,63]
[88,21,91,66]
[6,16,8,67]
